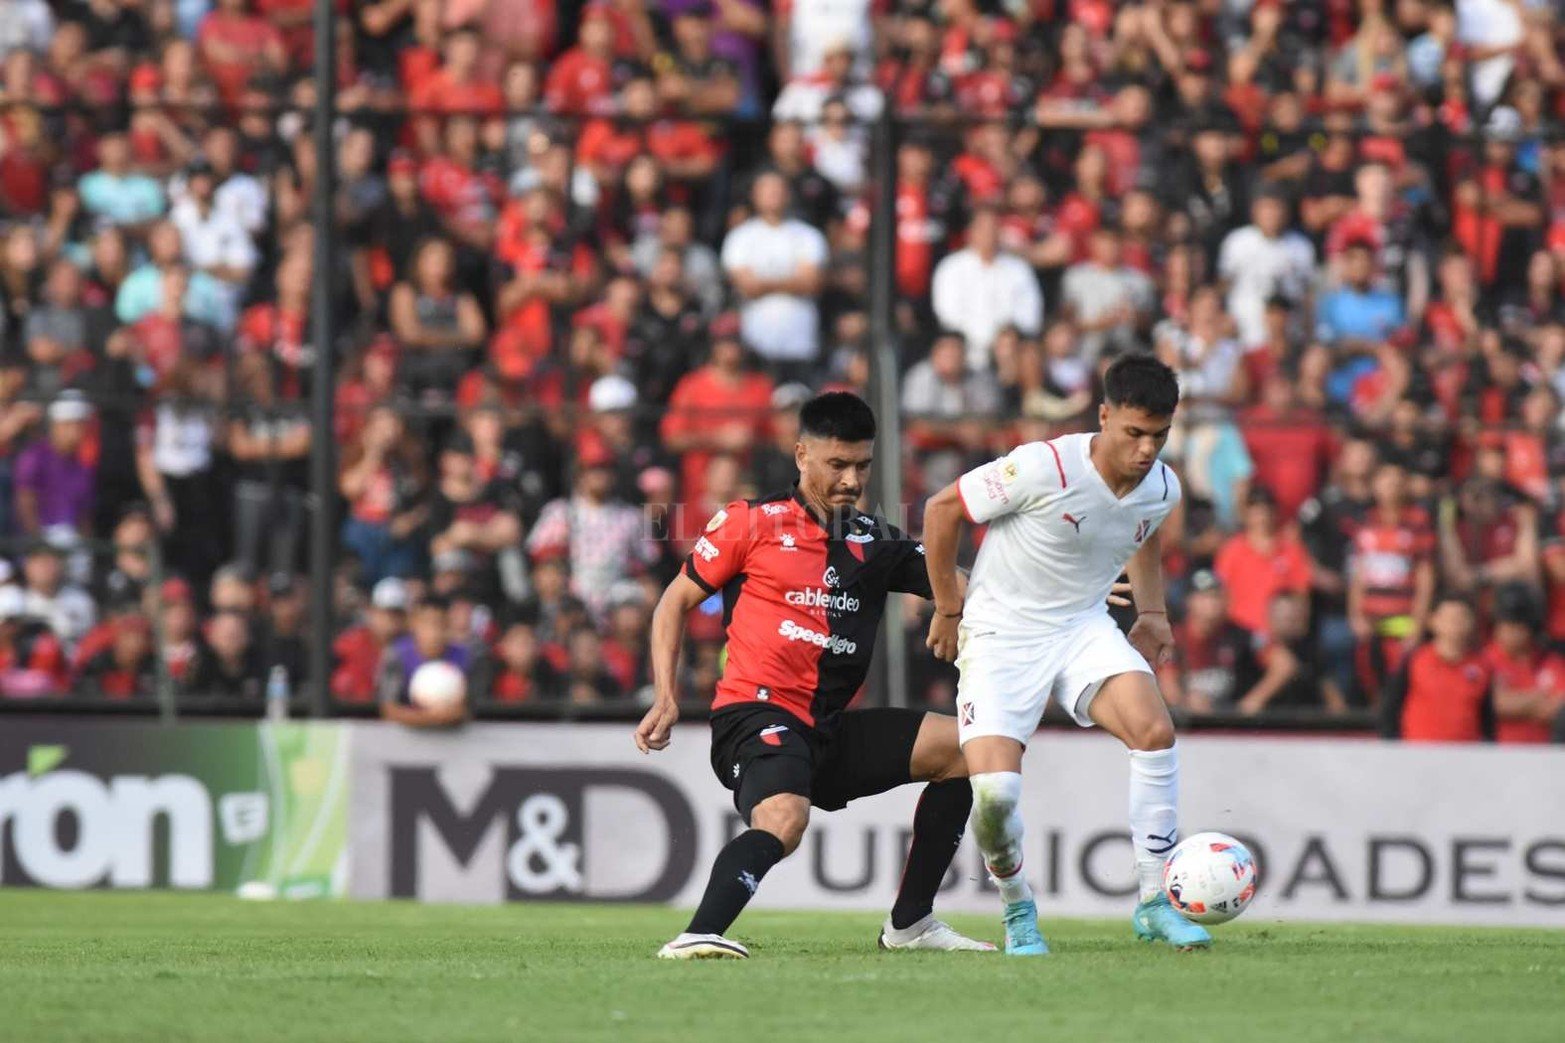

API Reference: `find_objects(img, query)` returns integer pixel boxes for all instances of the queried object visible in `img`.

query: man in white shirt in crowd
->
[721,172,829,377]
[171,158,257,331]
[931,207,1044,373]
[1059,225,1154,365]
[1217,188,1316,348]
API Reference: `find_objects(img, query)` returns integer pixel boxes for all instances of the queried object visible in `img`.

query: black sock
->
[891,779,973,930]
[686,829,787,936]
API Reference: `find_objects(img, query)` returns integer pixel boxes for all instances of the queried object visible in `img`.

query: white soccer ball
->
[409,660,467,711]
[1161,832,1258,925]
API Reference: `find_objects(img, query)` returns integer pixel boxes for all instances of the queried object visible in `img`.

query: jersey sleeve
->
[884,524,933,598]
[955,441,1063,525]
[684,500,752,593]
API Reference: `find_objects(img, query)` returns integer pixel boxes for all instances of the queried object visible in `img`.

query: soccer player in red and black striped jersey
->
[635,392,994,959]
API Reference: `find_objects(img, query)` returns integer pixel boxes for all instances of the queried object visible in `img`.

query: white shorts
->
[954,613,1153,745]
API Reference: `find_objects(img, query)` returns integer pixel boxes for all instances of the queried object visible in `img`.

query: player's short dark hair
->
[1103,353,1180,418]
[799,392,877,443]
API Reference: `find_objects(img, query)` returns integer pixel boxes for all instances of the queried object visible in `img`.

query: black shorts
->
[709,705,928,820]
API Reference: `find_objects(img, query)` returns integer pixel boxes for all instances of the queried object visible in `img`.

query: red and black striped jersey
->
[684,489,932,729]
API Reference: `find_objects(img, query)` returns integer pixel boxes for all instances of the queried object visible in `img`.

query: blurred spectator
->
[1218,189,1315,347]
[561,626,621,703]
[188,610,262,699]
[339,404,429,585]
[19,537,95,651]
[475,618,561,703]
[378,596,468,727]
[721,172,828,376]
[0,585,69,698]
[902,329,999,490]
[77,611,156,701]
[390,238,487,397]
[1348,462,1435,699]
[931,208,1044,372]
[14,393,96,537]
[1159,568,1256,715]
[170,159,257,328]
[1316,240,1405,350]
[1062,226,1155,364]
[226,353,311,579]
[1382,596,1493,742]
[425,433,522,602]
[78,132,165,231]
[526,448,655,620]
[1240,372,1334,521]
[257,573,308,691]
[1483,584,1565,745]
[660,315,773,511]
[1239,591,1348,717]
[1213,488,1312,639]
[332,577,409,704]
[135,360,223,588]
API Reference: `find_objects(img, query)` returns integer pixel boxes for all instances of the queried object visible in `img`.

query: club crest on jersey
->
[704,509,729,533]
[823,566,840,588]
[1063,512,1086,533]
[1134,518,1152,543]
[1001,460,1020,483]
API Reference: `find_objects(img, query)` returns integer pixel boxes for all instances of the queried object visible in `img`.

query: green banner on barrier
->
[0,718,348,897]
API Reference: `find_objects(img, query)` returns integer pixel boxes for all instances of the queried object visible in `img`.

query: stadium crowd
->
[1,0,1564,741]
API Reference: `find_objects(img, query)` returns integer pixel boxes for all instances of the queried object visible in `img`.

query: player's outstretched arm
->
[635,572,711,753]
[921,481,969,662]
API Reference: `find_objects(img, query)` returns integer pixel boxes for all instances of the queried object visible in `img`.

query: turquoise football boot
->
[1132,893,1212,950]
[1001,899,1050,956]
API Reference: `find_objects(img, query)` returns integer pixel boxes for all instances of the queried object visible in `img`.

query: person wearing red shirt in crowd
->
[410,24,503,118]
[476,619,562,703]
[197,0,287,106]
[257,0,344,70]
[600,584,652,692]
[950,122,1014,205]
[544,3,620,116]
[492,187,596,380]
[419,116,502,252]
[1451,108,1544,289]
[1382,595,1494,742]
[0,586,69,697]
[578,77,721,198]
[660,315,773,511]
[76,612,157,700]
[1240,296,1301,397]
[332,578,410,704]
[1482,585,1565,744]
[1157,568,1257,714]
[999,173,1072,278]
[1348,461,1435,699]
[1213,488,1313,637]
[1240,373,1334,521]
[1239,591,1348,717]
[157,578,201,685]
[237,252,312,398]
[877,14,956,116]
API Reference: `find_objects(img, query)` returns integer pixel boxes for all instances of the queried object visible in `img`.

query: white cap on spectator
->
[0,560,13,586]
[607,580,647,609]
[48,391,93,423]
[588,375,637,413]
[42,525,81,553]
[0,585,26,621]
[371,577,410,612]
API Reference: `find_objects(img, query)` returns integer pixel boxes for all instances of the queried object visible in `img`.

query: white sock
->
[969,772,1033,906]
[1128,745,1180,901]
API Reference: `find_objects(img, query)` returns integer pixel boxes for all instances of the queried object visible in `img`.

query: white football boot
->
[877,914,997,952]
[657,932,751,959]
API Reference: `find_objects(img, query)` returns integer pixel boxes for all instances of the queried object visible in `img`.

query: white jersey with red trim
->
[955,433,1180,635]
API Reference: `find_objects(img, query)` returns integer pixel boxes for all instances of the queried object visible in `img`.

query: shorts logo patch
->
[759,724,788,747]
[756,686,771,701]
[958,701,975,726]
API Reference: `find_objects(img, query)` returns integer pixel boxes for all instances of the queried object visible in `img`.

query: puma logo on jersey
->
[1063,512,1086,532]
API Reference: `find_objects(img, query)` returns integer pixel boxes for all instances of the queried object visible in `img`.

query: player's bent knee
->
[751,795,810,855]
[1129,716,1176,751]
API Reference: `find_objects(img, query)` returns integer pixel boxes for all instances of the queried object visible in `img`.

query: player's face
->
[1098,404,1172,480]
[796,436,873,511]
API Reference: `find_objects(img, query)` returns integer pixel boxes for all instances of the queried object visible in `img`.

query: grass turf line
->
[1,891,1561,1043]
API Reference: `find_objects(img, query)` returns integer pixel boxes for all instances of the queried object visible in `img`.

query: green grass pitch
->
[2,891,1562,1043]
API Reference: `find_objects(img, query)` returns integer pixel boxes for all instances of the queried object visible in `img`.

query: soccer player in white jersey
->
[921,353,1211,954]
